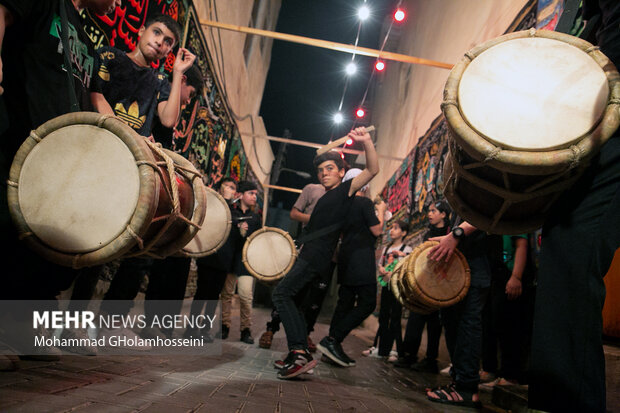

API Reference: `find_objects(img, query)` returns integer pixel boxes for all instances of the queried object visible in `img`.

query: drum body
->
[242,227,297,283]
[8,112,206,268]
[178,186,232,258]
[393,241,470,314]
[442,29,620,234]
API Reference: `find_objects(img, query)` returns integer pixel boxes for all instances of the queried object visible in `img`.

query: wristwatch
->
[451,227,464,239]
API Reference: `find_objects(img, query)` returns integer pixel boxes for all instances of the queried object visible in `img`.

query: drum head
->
[181,186,231,257]
[405,241,470,307]
[243,227,296,282]
[459,37,608,151]
[18,124,140,253]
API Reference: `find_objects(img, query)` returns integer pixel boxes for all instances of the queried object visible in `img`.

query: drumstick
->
[316,125,375,156]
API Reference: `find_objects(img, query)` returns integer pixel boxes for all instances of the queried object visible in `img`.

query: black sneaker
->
[240,328,254,344]
[221,325,229,340]
[412,357,439,373]
[277,351,317,379]
[316,336,349,367]
[338,345,356,366]
[394,355,416,369]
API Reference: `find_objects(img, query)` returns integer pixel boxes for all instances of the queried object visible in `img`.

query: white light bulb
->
[345,62,357,75]
[358,6,370,21]
[334,112,344,124]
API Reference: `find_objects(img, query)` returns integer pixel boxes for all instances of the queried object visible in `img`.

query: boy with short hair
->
[90,14,196,136]
[221,180,262,344]
[317,168,386,367]
[272,127,379,379]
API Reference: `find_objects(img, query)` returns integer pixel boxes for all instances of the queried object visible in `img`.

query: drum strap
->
[295,223,342,247]
[59,0,80,113]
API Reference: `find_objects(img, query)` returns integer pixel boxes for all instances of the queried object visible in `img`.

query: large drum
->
[242,227,297,283]
[177,186,232,257]
[392,241,470,314]
[8,112,207,268]
[442,29,620,234]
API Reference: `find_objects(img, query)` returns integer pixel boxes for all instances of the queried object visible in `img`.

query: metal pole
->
[199,19,454,70]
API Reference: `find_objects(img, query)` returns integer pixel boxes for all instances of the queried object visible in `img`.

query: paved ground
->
[0,296,618,413]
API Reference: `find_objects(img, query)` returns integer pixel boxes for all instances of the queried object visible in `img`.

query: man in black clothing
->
[317,169,386,367]
[272,127,379,380]
[528,2,620,411]
[0,0,120,366]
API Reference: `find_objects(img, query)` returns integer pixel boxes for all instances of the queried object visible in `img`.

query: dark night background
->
[259,0,400,210]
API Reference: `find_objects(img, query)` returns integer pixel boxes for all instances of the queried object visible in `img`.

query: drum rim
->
[137,149,207,259]
[442,29,620,174]
[242,226,297,283]
[8,112,159,269]
[404,241,471,309]
[391,257,436,314]
[177,185,232,258]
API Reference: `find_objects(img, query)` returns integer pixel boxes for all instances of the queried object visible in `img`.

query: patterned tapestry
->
[79,0,258,200]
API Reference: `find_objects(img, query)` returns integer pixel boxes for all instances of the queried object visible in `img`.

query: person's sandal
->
[259,331,273,349]
[427,383,482,409]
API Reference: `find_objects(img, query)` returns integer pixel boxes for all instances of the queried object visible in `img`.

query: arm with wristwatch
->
[427,221,477,262]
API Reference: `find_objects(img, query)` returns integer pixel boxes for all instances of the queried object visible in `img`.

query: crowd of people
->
[0,1,618,412]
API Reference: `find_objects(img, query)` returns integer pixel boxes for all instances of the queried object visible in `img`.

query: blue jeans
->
[441,254,491,392]
[272,258,326,351]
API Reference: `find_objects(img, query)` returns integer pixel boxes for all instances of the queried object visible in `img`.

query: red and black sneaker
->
[277,350,318,379]
[273,351,295,369]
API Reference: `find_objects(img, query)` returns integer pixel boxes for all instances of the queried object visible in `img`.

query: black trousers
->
[530,137,620,413]
[377,286,402,357]
[482,271,527,381]
[402,310,441,361]
[100,256,190,324]
[329,283,376,343]
[188,259,229,328]
[266,261,334,334]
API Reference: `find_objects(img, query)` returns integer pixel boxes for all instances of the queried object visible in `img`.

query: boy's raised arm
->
[158,47,195,127]
[348,127,379,196]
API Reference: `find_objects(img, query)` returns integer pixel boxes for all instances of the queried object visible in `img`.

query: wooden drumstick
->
[316,125,375,156]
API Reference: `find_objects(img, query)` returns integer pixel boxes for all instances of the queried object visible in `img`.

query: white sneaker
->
[98,327,152,351]
[440,363,452,376]
[60,327,97,356]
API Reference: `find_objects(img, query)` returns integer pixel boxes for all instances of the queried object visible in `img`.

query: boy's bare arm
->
[0,4,14,95]
[90,92,115,116]
[290,207,310,225]
[349,127,379,196]
[158,47,195,127]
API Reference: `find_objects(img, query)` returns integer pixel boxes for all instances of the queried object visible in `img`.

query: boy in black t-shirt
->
[317,169,386,367]
[90,14,196,137]
[272,127,379,379]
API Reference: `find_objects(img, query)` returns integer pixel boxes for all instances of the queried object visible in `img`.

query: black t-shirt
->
[338,196,380,286]
[300,179,355,267]
[424,224,449,241]
[92,46,171,137]
[231,205,262,275]
[0,0,96,167]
